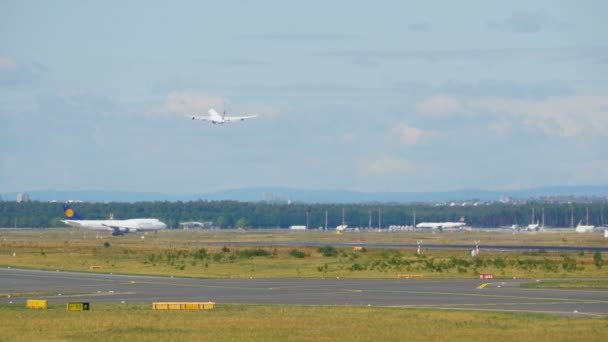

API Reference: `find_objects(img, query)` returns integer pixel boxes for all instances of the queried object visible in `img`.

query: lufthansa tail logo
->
[65,209,75,218]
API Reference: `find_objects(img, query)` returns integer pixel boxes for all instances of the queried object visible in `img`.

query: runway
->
[1,268,607,316]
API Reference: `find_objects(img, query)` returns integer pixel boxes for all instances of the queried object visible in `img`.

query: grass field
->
[0,304,607,341]
[1,229,607,340]
[0,228,606,280]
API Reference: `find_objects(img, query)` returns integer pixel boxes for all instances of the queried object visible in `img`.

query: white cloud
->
[487,119,512,136]
[166,91,226,115]
[392,124,424,145]
[416,95,608,137]
[415,96,462,118]
[357,158,413,176]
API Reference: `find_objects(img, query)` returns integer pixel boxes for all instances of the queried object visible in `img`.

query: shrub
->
[349,263,366,271]
[593,252,603,269]
[318,246,338,257]
[289,249,309,258]
[239,248,271,258]
[193,248,208,260]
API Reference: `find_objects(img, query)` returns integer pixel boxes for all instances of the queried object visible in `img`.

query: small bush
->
[349,263,366,271]
[222,246,230,253]
[318,246,338,257]
[239,248,271,258]
[593,252,603,269]
[193,248,208,260]
[289,249,309,258]
[103,241,111,248]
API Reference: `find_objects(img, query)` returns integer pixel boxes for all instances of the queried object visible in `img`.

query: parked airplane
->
[526,207,543,231]
[507,224,521,231]
[61,204,167,236]
[575,221,595,233]
[336,224,348,231]
[189,108,257,124]
[416,217,466,231]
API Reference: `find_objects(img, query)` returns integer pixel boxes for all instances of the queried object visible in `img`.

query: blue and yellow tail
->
[62,204,83,220]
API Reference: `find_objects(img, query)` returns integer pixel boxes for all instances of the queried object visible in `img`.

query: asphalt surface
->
[1,268,607,317]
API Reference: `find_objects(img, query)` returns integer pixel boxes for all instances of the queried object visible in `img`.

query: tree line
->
[0,201,606,229]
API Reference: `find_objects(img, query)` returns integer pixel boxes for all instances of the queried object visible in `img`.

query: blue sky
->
[1,1,607,194]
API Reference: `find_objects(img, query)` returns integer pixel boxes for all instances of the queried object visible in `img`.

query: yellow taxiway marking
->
[476,283,491,289]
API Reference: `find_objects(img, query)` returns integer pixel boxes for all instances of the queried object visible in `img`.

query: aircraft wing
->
[102,223,135,236]
[223,115,257,122]
[187,115,214,121]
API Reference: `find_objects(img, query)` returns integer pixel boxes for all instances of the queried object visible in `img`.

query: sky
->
[1,1,607,195]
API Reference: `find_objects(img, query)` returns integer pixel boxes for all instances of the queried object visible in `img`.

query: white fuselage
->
[527,223,540,231]
[61,218,167,233]
[575,224,595,233]
[416,221,466,230]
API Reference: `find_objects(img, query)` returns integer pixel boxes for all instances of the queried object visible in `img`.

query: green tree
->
[215,216,228,228]
[235,218,249,229]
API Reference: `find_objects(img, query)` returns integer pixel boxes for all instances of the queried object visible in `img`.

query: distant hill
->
[2,185,607,203]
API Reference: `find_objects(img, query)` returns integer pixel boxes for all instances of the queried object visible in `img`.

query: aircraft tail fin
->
[459,216,465,222]
[208,108,223,121]
[62,203,83,220]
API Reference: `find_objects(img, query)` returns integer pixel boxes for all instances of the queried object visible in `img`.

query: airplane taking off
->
[189,108,257,124]
[416,217,466,231]
[61,204,167,236]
